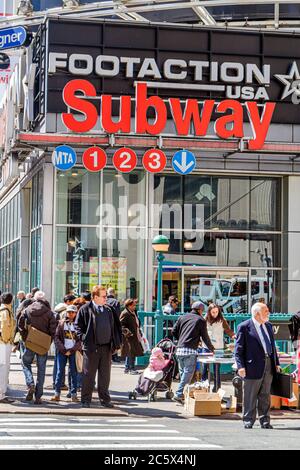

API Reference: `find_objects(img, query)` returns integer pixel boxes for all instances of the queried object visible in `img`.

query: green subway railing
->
[137,311,294,367]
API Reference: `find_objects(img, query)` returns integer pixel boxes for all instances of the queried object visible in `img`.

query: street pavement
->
[0,415,300,450]
[3,354,234,418]
[2,354,300,450]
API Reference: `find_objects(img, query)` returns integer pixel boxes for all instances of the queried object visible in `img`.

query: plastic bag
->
[140,332,150,353]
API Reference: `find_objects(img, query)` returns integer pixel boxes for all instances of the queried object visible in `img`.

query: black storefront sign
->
[271,322,291,341]
[36,18,300,125]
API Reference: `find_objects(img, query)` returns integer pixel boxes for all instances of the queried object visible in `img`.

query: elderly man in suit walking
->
[235,302,281,429]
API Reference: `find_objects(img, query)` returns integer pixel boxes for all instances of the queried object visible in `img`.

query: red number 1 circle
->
[83,147,107,172]
[143,149,167,173]
[113,148,137,173]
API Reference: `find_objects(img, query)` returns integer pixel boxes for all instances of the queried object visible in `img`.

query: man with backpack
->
[18,291,57,405]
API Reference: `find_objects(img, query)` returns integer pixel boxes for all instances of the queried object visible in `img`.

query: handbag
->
[271,372,293,399]
[25,325,51,356]
[75,350,83,373]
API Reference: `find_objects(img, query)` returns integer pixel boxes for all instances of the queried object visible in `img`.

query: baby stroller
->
[128,338,176,402]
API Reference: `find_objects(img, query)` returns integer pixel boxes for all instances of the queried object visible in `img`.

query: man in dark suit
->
[75,286,122,409]
[107,287,122,363]
[235,302,281,429]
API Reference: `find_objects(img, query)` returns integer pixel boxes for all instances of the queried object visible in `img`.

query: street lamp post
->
[152,235,170,344]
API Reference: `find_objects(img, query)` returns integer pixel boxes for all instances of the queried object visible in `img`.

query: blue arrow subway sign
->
[0,26,28,51]
[172,149,196,175]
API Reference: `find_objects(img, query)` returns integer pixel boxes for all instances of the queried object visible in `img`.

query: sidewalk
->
[3,354,300,419]
[1,354,227,418]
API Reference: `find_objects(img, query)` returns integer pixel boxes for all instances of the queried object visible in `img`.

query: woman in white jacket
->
[202,303,236,392]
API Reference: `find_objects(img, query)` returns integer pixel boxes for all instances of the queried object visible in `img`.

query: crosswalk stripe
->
[0,418,56,422]
[0,444,222,449]
[1,428,178,433]
[0,436,199,441]
[0,423,166,427]
[106,419,149,422]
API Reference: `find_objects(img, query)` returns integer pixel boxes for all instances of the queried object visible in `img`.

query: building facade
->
[1,16,300,316]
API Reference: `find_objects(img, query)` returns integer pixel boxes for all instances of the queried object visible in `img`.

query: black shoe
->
[244,423,253,429]
[100,401,114,408]
[25,386,35,402]
[0,397,15,404]
[81,402,91,408]
[261,423,273,429]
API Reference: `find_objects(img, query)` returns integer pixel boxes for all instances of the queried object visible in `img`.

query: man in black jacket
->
[75,286,122,408]
[172,301,214,403]
[107,288,122,363]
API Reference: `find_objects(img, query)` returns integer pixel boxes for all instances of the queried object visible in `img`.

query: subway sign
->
[35,20,300,146]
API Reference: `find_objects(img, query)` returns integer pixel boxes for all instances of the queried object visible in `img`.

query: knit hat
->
[54,303,67,314]
[191,301,205,311]
[151,347,164,357]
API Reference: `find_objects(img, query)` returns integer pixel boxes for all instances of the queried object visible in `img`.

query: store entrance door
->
[183,268,249,314]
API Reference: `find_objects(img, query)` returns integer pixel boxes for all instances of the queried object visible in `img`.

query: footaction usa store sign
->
[41,19,300,160]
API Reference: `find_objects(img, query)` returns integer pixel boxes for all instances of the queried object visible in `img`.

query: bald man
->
[235,302,281,429]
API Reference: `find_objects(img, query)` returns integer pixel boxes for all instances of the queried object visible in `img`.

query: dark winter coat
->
[75,301,122,353]
[18,300,57,341]
[107,295,121,318]
[172,310,215,352]
[288,312,300,349]
[54,319,82,355]
[120,308,144,358]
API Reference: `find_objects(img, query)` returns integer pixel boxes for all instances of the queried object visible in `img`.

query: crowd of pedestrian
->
[0,287,283,428]
[0,285,144,408]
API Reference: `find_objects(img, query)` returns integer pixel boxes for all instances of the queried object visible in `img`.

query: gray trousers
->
[81,345,112,404]
[243,357,274,426]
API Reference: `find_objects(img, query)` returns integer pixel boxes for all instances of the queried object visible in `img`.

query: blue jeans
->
[68,371,82,390]
[55,353,77,396]
[125,356,136,371]
[53,348,66,388]
[176,355,197,398]
[22,348,48,400]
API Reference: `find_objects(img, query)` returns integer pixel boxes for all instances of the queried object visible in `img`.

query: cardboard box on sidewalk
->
[270,395,281,409]
[185,391,222,416]
[184,385,209,399]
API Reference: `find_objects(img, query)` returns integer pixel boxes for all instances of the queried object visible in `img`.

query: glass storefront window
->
[56,169,100,225]
[55,226,99,305]
[101,229,146,309]
[250,269,281,313]
[153,175,281,232]
[30,228,41,290]
[31,170,43,229]
[151,231,281,268]
[103,171,146,227]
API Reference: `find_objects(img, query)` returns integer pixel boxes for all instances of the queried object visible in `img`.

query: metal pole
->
[154,251,164,344]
